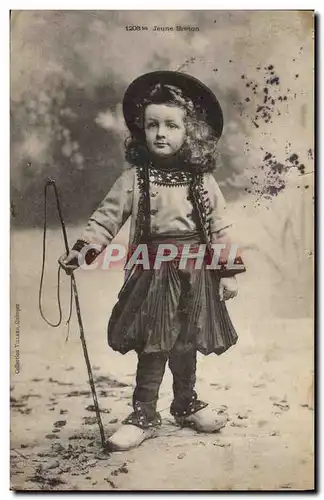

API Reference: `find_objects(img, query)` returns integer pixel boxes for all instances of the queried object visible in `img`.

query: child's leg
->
[108,352,167,451]
[168,340,227,433]
[168,342,208,417]
[123,352,168,428]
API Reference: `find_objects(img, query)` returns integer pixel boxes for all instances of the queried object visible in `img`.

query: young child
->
[59,71,245,451]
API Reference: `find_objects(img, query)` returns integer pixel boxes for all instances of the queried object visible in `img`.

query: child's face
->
[144,104,186,158]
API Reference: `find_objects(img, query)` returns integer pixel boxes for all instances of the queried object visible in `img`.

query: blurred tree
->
[11,75,126,227]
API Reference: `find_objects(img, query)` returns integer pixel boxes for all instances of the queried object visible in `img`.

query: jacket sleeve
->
[206,174,246,277]
[71,169,134,264]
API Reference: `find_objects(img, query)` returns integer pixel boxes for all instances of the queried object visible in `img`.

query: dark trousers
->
[132,339,197,420]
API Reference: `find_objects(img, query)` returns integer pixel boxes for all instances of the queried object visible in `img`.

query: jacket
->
[79,166,232,247]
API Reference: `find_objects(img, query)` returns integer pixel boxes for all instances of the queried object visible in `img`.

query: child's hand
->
[219,276,238,301]
[58,250,80,275]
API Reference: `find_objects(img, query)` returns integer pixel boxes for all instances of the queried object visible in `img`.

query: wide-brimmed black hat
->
[123,70,223,139]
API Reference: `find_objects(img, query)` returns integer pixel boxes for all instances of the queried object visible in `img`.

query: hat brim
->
[123,71,223,139]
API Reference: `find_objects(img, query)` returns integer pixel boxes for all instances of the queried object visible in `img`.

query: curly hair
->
[125,83,220,173]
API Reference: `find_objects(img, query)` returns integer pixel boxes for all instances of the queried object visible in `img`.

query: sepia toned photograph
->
[10,10,314,491]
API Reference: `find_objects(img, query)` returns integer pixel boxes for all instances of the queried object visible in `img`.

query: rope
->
[38,180,73,330]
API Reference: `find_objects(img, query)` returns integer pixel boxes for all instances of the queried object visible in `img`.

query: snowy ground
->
[10,225,314,491]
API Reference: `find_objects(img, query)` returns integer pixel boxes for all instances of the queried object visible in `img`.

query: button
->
[186,212,193,218]
[150,209,158,215]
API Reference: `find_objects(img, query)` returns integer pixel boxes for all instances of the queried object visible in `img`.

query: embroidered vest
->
[133,163,213,249]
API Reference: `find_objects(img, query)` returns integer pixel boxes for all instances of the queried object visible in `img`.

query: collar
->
[148,165,193,187]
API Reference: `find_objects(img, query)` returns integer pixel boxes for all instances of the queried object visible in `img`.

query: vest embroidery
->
[133,165,212,247]
[148,166,193,187]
